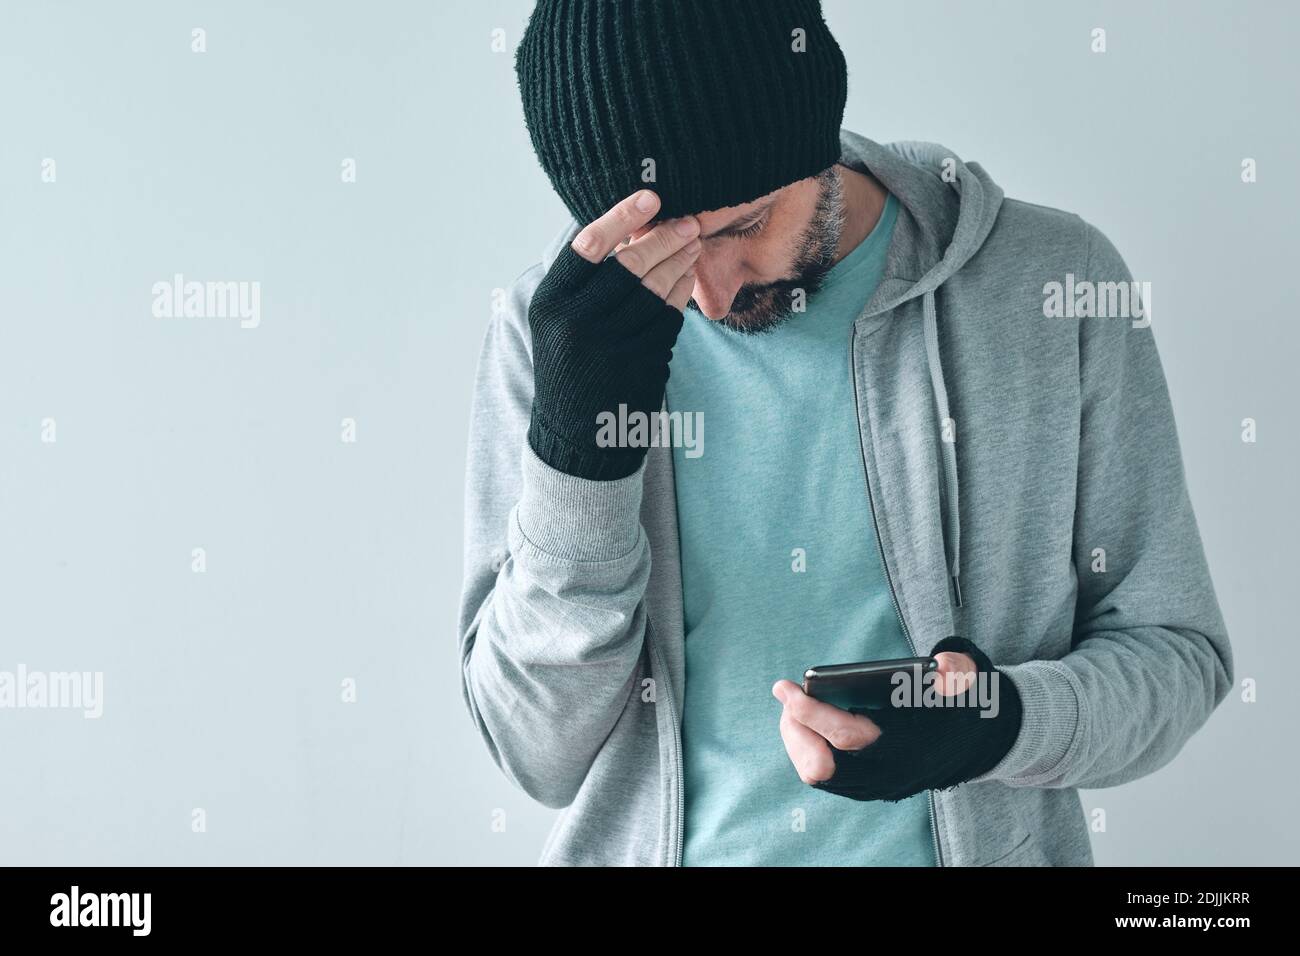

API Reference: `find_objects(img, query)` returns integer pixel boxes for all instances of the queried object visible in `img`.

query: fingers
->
[773,679,881,752]
[571,190,662,263]
[568,190,701,308]
[622,224,654,247]
[614,216,699,278]
[932,651,978,697]
[779,706,837,784]
[641,239,701,300]
[666,266,696,312]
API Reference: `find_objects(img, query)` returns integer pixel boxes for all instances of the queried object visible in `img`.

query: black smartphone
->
[802,656,937,710]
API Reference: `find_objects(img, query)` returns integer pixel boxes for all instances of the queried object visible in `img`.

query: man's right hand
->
[527,190,700,481]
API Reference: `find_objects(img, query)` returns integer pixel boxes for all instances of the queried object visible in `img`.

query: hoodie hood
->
[539,130,1006,610]
[845,132,1004,314]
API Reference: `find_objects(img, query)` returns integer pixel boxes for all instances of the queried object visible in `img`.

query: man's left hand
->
[772,637,1023,802]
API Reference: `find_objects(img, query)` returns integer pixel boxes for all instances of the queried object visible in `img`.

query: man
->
[458,0,1232,866]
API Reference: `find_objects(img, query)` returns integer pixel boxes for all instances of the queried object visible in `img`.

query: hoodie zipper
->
[650,634,686,867]
[848,321,946,867]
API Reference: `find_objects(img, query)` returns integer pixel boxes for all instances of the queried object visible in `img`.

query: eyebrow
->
[698,200,775,239]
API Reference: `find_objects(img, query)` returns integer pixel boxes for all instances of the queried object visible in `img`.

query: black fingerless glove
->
[812,637,1023,803]
[527,244,685,480]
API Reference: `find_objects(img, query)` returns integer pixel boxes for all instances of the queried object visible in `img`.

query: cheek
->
[747,232,797,280]
[697,232,792,285]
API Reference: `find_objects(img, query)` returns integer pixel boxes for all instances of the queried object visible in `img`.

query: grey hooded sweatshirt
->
[458,130,1233,866]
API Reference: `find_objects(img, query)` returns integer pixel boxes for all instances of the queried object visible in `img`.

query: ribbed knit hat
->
[515,0,848,224]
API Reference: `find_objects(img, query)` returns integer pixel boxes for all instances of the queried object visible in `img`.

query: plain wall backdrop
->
[1,0,1295,865]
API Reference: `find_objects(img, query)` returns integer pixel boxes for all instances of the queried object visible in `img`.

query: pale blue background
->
[0,0,1295,865]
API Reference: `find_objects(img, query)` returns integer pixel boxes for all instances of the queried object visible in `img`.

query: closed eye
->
[700,200,777,242]
[731,215,769,240]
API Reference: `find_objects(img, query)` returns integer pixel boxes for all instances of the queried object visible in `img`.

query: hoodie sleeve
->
[974,222,1234,790]
[457,266,652,809]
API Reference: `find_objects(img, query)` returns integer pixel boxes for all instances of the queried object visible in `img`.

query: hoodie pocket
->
[978,831,1038,867]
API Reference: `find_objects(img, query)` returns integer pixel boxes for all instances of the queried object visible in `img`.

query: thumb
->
[933,651,978,697]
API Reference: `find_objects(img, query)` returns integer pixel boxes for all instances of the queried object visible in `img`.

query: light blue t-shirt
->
[666,193,934,866]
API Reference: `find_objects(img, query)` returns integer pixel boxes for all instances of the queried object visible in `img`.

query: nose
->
[688,253,743,320]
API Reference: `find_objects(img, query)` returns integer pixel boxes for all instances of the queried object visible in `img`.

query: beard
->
[691,165,847,335]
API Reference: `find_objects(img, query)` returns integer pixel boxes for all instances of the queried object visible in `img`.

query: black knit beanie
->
[515,0,848,224]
